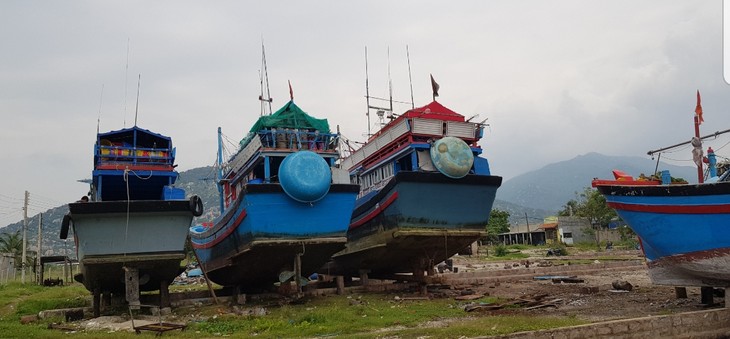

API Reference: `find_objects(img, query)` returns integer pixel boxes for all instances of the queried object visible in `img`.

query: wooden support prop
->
[102,292,112,310]
[359,270,370,286]
[701,286,714,305]
[336,276,345,295]
[160,280,170,308]
[189,238,219,305]
[295,253,303,294]
[124,266,140,309]
[92,287,101,318]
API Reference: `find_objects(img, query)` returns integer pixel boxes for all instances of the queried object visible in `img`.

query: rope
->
[124,167,130,259]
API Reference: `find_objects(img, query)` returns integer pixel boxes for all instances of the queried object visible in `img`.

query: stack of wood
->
[462,293,563,312]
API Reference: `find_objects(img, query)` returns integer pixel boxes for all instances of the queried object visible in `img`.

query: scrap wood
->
[464,294,560,312]
[455,294,484,301]
[525,299,563,310]
[552,277,584,284]
[465,303,502,312]
[47,323,80,332]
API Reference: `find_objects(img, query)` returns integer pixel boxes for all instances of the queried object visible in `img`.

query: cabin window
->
[563,232,573,239]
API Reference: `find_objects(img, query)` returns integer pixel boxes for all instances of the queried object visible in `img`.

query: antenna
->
[259,39,273,116]
[97,84,104,134]
[133,74,140,127]
[406,45,414,109]
[365,46,371,137]
[387,46,393,115]
[123,38,130,128]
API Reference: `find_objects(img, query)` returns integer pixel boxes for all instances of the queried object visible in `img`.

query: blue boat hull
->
[596,182,730,286]
[191,183,359,288]
[329,171,502,276]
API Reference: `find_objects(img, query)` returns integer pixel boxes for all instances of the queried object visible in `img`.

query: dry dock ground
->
[59,247,730,338]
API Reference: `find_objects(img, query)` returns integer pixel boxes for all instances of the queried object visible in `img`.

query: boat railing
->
[96,145,174,167]
[257,129,338,151]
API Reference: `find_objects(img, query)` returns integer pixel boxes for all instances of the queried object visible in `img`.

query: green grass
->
[0,282,588,338]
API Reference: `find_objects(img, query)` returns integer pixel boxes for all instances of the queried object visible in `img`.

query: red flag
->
[695,90,704,124]
[288,80,294,101]
[430,74,440,99]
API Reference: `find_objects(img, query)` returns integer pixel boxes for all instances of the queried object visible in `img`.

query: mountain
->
[496,152,699,212]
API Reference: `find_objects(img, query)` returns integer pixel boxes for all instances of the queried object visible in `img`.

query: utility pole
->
[524,213,531,245]
[36,213,42,285]
[21,191,28,284]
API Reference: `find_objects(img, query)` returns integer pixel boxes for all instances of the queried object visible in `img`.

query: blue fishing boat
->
[593,155,730,287]
[62,126,203,314]
[329,98,502,277]
[593,95,730,287]
[190,100,359,289]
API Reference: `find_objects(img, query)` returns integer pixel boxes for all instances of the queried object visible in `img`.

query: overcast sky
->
[2,1,729,226]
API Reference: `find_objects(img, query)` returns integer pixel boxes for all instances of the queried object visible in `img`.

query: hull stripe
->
[607,202,730,214]
[349,192,399,229]
[192,209,247,249]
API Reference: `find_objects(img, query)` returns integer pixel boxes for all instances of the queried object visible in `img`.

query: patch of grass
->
[494,244,508,257]
[1,283,88,319]
[0,283,588,338]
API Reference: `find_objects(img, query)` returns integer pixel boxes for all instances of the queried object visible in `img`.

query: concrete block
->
[612,322,629,334]
[596,325,612,335]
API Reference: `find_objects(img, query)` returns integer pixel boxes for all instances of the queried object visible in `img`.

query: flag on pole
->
[288,80,294,101]
[430,74,440,100]
[695,90,704,124]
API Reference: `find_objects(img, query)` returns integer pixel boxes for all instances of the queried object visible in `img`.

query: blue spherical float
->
[279,150,331,203]
[430,136,474,179]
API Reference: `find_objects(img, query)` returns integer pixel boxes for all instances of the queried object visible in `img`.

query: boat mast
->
[646,128,730,155]
[387,46,393,116]
[694,115,703,183]
[217,127,225,212]
[259,40,273,116]
[365,46,371,137]
[133,74,141,127]
[406,45,415,109]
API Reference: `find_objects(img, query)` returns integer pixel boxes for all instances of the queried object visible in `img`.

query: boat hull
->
[191,183,359,288]
[68,200,194,292]
[595,182,730,287]
[330,171,502,276]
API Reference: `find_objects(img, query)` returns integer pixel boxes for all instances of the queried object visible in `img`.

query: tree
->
[486,209,510,242]
[0,230,23,268]
[558,199,579,216]
[0,230,22,256]
[569,187,617,248]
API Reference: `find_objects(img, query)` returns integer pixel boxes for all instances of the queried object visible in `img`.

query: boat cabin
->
[340,101,492,197]
[92,126,180,201]
[218,101,341,210]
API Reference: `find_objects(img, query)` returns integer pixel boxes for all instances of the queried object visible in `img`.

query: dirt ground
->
[444,248,725,322]
[73,248,726,333]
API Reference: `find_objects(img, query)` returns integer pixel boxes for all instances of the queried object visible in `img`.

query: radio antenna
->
[133,74,141,127]
[365,46,371,137]
[406,45,414,109]
[97,84,104,134]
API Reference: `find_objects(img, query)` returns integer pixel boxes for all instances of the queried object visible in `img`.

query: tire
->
[189,195,204,217]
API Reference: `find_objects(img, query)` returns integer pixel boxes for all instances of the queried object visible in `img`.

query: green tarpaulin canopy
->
[248,101,330,133]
